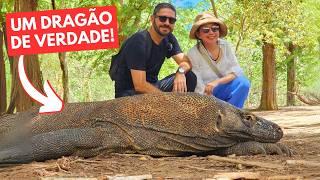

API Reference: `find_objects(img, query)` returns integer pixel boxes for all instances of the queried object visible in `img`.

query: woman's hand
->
[204,80,220,95]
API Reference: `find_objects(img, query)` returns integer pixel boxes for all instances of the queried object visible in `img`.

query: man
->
[114,3,197,98]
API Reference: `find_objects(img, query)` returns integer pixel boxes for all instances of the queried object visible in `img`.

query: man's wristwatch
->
[177,66,186,74]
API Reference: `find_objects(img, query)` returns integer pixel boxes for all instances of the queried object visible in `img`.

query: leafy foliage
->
[216,0,320,107]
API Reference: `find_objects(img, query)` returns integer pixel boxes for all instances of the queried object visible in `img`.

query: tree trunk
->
[0,26,6,113]
[7,0,42,113]
[286,42,296,106]
[51,0,69,102]
[318,36,320,59]
[209,0,218,18]
[7,55,43,113]
[235,16,246,53]
[59,52,69,102]
[259,42,278,110]
[2,22,14,73]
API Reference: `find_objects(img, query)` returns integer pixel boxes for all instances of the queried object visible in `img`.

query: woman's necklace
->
[210,47,221,61]
[204,44,221,62]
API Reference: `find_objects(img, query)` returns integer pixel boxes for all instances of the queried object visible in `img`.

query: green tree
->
[218,0,306,109]
[7,0,43,113]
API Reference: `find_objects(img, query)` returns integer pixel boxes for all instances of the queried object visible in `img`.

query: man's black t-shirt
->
[115,31,182,92]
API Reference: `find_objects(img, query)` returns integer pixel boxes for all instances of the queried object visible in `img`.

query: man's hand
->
[172,53,192,93]
[204,80,220,95]
[173,73,187,92]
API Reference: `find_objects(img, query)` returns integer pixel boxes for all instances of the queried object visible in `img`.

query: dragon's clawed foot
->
[214,141,293,156]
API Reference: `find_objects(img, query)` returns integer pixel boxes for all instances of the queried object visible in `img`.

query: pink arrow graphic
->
[18,55,64,114]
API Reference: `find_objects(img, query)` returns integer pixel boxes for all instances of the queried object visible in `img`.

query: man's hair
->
[153,3,176,16]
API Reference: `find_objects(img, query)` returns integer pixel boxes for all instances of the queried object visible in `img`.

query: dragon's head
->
[206,98,283,143]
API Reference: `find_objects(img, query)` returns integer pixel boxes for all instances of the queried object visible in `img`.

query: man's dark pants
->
[115,71,197,98]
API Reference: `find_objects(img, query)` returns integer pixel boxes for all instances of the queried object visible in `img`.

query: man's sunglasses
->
[156,15,177,24]
[200,26,220,33]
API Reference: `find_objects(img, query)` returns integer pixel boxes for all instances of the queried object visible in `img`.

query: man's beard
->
[153,20,172,37]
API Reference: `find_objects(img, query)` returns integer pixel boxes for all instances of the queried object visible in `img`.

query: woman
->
[187,12,250,108]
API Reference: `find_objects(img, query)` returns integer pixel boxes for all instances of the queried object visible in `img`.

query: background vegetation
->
[1,0,319,112]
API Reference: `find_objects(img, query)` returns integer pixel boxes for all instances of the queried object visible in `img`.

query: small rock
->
[107,174,152,180]
[139,156,148,161]
[236,164,243,170]
[307,151,315,155]
[297,141,303,145]
[227,154,236,158]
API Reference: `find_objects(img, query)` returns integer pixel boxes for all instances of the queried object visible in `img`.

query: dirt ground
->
[0,106,319,179]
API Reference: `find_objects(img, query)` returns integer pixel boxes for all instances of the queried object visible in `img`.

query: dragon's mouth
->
[223,128,283,143]
[220,131,254,142]
[252,131,283,143]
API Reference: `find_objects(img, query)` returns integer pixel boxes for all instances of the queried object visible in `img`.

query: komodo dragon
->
[0,93,291,164]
